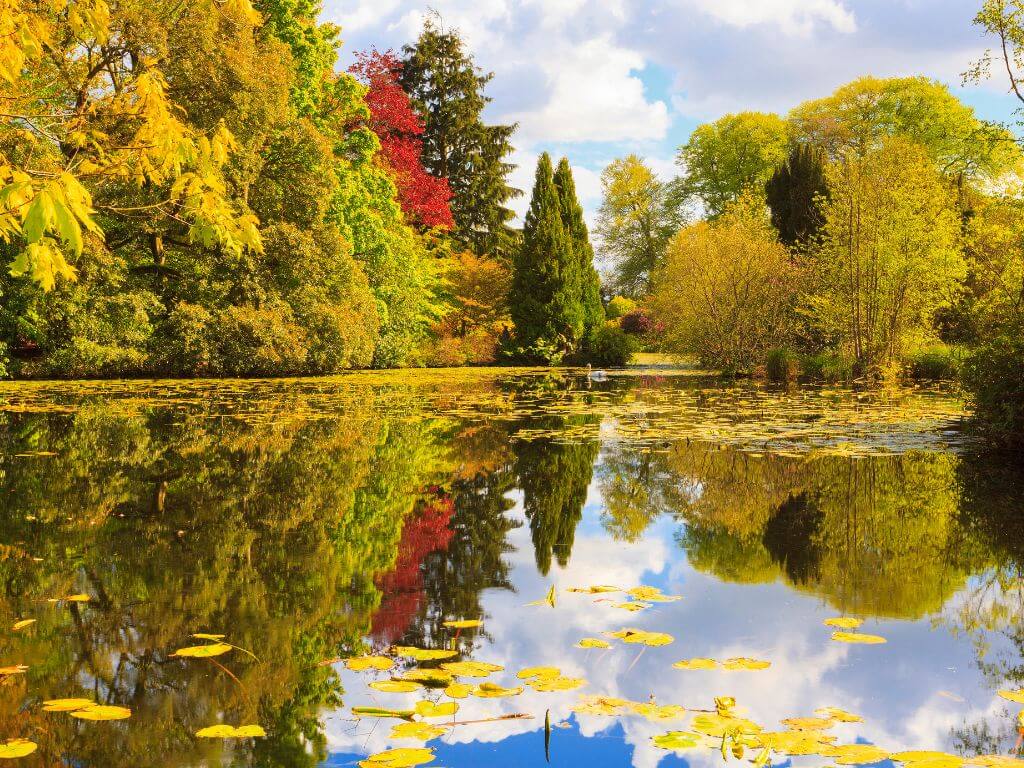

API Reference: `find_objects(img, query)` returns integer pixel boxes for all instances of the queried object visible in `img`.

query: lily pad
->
[824,618,863,629]
[471,682,523,698]
[673,658,718,670]
[347,656,396,672]
[370,680,423,694]
[652,731,702,751]
[831,632,887,645]
[359,747,435,768]
[172,642,233,658]
[724,657,771,671]
[70,705,132,720]
[389,722,448,741]
[414,701,458,719]
[196,724,266,738]
[442,620,482,629]
[440,661,503,678]
[0,739,37,759]
[605,628,674,647]
[42,698,94,712]
[577,638,611,649]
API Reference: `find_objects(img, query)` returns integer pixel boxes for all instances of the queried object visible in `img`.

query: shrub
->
[606,296,637,320]
[800,351,855,383]
[620,310,655,336]
[963,333,1024,447]
[587,326,636,367]
[766,348,800,383]
[908,345,962,381]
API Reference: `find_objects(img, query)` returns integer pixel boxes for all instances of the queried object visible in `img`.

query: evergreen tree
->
[511,154,583,362]
[554,158,606,343]
[765,144,829,248]
[400,18,520,258]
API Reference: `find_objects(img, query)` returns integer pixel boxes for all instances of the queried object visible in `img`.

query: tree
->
[400,18,520,258]
[510,154,583,362]
[677,112,790,217]
[765,144,829,248]
[349,50,453,230]
[807,138,966,376]
[790,76,1021,185]
[553,158,605,341]
[594,155,684,298]
[650,193,801,373]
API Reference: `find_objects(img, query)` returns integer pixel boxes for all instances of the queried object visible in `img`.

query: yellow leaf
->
[394,647,457,662]
[723,657,771,671]
[196,724,265,738]
[629,702,686,721]
[192,633,225,641]
[577,638,611,649]
[471,683,523,698]
[444,683,471,699]
[824,618,863,629]
[42,698,94,712]
[691,713,762,737]
[971,756,1024,768]
[781,717,834,731]
[830,632,886,645]
[440,661,503,678]
[815,707,863,723]
[11,619,35,631]
[0,739,36,759]
[359,748,435,768]
[824,744,890,765]
[628,586,681,603]
[370,681,423,694]
[65,593,91,602]
[399,670,453,686]
[414,701,458,719]
[892,752,963,768]
[70,705,131,720]
[389,722,448,741]
[347,657,395,672]
[613,602,650,612]
[0,666,27,676]
[673,658,718,670]
[528,676,587,693]
[652,731,702,751]
[998,689,1024,704]
[605,628,674,647]
[756,731,837,756]
[172,643,232,658]
[517,667,561,680]
[442,620,482,629]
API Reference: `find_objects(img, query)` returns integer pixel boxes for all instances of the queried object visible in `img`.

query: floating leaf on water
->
[370,681,423,694]
[414,701,458,719]
[630,702,686,721]
[64,593,91,603]
[399,670,453,686]
[824,618,863,629]
[70,705,132,720]
[782,717,834,731]
[172,642,233,658]
[723,657,771,671]
[715,696,736,714]
[11,619,35,631]
[573,695,629,716]
[442,620,482,629]
[528,676,587,693]
[613,602,650,612]
[0,739,37,759]
[444,683,471,699]
[0,666,28,676]
[347,657,396,672]
[528,585,557,608]
[831,632,886,645]
[605,628,674,647]
[972,756,1024,768]
[824,744,890,764]
[673,658,718,670]
[359,747,435,768]
[394,647,458,662]
[756,731,837,756]
[440,661,503,678]
[576,638,610,649]
[892,751,964,768]
[471,682,523,698]
[192,633,226,641]
[389,722,448,742]
[997,689,1024,704]
[815,707,863,723]
[42,698,94,712]
[691,713,762,737]
[352,707,415,720]
[628,586,681,603]
[517,667,560,680]
[195,724,266,738]
[568,586,621,594]
[652,731,702,751]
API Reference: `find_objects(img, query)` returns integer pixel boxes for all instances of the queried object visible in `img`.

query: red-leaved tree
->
[350,49,454,230]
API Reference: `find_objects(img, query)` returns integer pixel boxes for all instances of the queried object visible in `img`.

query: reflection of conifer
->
[762,493,823,584]
[514,421,599,575]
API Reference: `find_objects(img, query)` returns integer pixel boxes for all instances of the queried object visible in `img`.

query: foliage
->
[595,156,685,298]
[400,18,520,258]
[510,154,583,362]
[677,112,791,218]
[765,144,829,248]
[606,295,638,320]
[766,347,801,383]
[587,326,636,367]
[554,158,605,342]
[963,331,1024,446]
[806,138,966,376]
[800,351,855,384]
[620,310,656,337]
[349,50,454,230]
[789,76,1022,183]
[650,194,802,373]
[908,345,963,381]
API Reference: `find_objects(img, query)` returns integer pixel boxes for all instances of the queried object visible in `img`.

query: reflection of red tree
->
[371,493,455,646]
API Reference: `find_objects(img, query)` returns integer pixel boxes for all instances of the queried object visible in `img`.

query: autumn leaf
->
[196,725,266,738]
[576,638,611,649]
[414,701,458,719]
[471,683,523,698]
[652,731,701,751]
[389,722,448,741]
[42,698,94,712]
[440,661,503,678]
[172,642,232,658]
[0,739,37,759]
[830,632,886,645]
[359,747,435,768]
[347,656,396,672]
[723,657,771,671]
[824,617,863,629]
[370,681,423,694]
[70,705,132,720]
[673,658,718,670]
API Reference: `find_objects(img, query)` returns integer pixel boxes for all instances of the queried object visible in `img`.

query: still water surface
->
[0,369,1021,768]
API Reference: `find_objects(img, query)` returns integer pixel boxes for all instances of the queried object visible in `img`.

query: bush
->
[766,348,800,383]
[908,345,962,381]
[620,310,655,336]
[800,351,855,383]
[587,326,636,367]
[963,333,1024,446]
[606,296,637,320]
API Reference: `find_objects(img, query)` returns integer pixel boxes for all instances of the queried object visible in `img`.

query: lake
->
[0,368,1021,768]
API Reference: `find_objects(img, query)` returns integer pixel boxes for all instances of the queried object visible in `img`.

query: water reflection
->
[0,373,1019,768]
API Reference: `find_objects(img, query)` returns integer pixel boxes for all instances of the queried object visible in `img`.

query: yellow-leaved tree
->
[0,0,262,291]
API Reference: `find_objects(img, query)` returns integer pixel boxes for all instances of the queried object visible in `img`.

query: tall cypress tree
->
[765,144,829,248]
[554,158,605,343]
[400,19,520,258]
[511,154,583,362]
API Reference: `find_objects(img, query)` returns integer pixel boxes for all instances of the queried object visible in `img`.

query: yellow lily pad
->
[628,586,681,603]
[568,585,621,594]
[998,689,1024,704]
[352,707,415,719]
[577,638,611,649]
[42,697,94,712]
[630,702,686,721]
[824,618,863,629]
[359,747,435,768]
[394,647,458,662]
[196,724,266,738]
[892,752,963,768]
[517,666,561,680]
[756,731,837,755]
[70,705,132,720]
[613,602,650,612]
[347,657,395,672]
[831,632,886,645]
[414,701,458,719]
[574,695,629,716]
[653,731,701,750]
[815,707,863,723]
[172,643,232,658]
[724,657,771,671]
[824,744,890,764]
[528,676,587,692]
[389,722,448,741]
[370,680,423,694]
[442,620,482,629]
[0,739,37,759]
[11,619,35,631]
[440,661,503,678]
[692,713,762,737]
[782,717,834,731]
[605,628,674,647]
[444,683,471,699]
[673,658,718,670]
[399,670,453,686]
[471,682,523,698]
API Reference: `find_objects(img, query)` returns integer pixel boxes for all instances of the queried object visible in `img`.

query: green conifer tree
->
[400,18,520,258]
[554,158,605,343]
[765,144,829,248]
[511,154,583,362]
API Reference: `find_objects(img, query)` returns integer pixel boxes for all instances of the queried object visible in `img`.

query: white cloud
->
[681,0,856,37]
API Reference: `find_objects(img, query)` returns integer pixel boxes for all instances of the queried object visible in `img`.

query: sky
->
[325,0,1020,226]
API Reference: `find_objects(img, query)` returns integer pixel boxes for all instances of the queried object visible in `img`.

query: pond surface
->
[0,368,1022,768]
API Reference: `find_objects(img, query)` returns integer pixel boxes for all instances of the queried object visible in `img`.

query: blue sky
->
[325,0,1019,224]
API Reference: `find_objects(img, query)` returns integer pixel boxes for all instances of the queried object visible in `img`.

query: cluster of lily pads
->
[341,582,1022,768]
[0,600,265,759]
